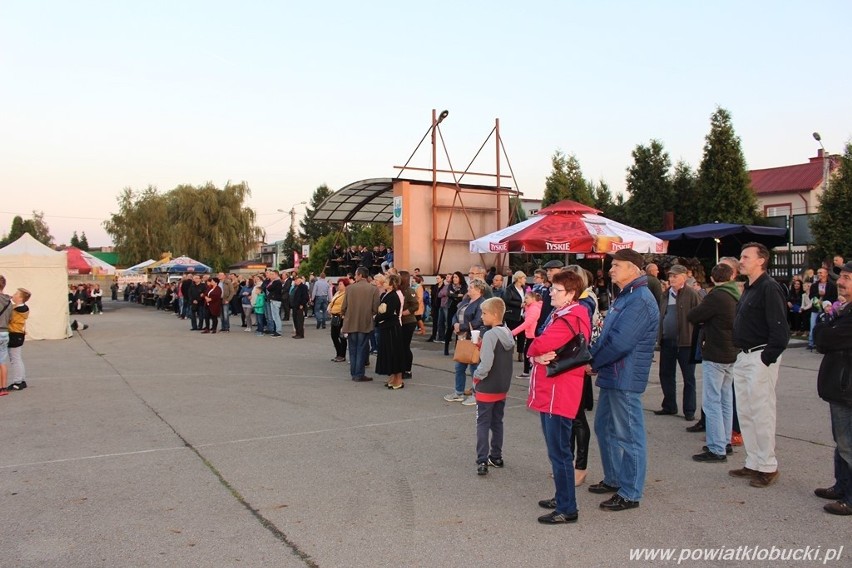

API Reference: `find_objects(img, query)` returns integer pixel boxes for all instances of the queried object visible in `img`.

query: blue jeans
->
[659,337,697,416]
[314,297,328,328]
[347,332,370,379]
[454,361,477,395]
[255,312,266,334]
[702,361,734,456]
[809,311,819,348]
[269,300,282,334]
[595,388,647,502]
[541,413,577,515]
[436,307,448,341]
[830,403,852,505]
[220,302,230,331]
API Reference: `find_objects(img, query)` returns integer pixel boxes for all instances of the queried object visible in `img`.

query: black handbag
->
[330,314,343,327]
[546,317,592,377]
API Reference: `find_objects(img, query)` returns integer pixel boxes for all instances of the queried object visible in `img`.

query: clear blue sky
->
[1,0,849,246]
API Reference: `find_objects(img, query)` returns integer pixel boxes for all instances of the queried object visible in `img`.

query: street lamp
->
[813,132,829,193]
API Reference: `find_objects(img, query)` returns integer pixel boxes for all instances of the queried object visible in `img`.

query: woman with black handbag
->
[526,270,591,524]
[328,278,350,362]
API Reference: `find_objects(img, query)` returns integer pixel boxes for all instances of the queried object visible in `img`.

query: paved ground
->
[0,301,847,567]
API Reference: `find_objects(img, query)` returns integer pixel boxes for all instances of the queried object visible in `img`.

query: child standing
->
[472,297,515,475]
[253,283,267,336]
[0,276,10,395]
[8,288,31,390]
[511,291,542,379]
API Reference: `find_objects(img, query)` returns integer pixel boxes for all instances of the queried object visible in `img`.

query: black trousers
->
[331,323,346,358]
[293,306,305,337]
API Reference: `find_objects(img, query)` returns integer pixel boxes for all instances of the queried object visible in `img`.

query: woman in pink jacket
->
[511,291,542,378]
[526,270,591,524]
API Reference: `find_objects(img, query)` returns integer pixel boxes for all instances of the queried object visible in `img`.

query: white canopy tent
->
[0,233,71,340]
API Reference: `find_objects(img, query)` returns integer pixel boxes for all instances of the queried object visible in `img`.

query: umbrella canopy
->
[122,259,156,275]
[469,200,667,254]
[654,222,788,261]
[150,256,211,274]
[65,247,116,275]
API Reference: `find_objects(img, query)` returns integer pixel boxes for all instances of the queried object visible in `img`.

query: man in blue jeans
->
[589,249,659,512]
[311,273,331,329]
[341,267,381,382]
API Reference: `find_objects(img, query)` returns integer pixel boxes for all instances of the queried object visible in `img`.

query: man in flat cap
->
[589,249,659,511]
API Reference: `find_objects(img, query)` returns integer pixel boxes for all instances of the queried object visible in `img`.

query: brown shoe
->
[749,470,780,488]
[824,501,852,516]
[728,467,760,478]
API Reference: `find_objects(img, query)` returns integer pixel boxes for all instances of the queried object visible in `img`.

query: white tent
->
[0,233,71,340]
[122,259,155,275]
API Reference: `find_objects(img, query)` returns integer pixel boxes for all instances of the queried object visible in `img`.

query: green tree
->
[278,226,301,271]
[811,142,852,263]
[350,223,393,250]
[696,107,758,224]
[70,231,81,248]
[104,186,171,265]
[79,231,90,251]
[590,180,628,223]
[298,232,340,276]
[624,139,674,232]
[1,211,55,247]
[299,184,335,243]
[671,160,700,227]
[542,151,594,208]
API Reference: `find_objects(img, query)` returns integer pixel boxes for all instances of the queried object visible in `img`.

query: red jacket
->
[204,284,223,317]
[526,303,591,419]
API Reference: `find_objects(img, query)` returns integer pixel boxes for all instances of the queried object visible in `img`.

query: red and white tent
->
[469,200,667,255]
[66,246,116,275]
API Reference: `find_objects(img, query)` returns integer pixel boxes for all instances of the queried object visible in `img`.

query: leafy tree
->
[298,232,340,276]
[70,231,81,248]
[811,142,852,263]
[350,223,392,250]
[671,161,700,228]
[279,227,301,271]
[590,180,628,223]
[104,181,262,270]
[79,231,90,251]
[299,184,335,243]
[695,107,758,224]
[542,151,594,208]
[104,186,171,265]
[0,211,55,247]
[624,139,674,232]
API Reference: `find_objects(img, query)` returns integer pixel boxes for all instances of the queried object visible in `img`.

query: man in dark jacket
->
[729,243,789,489]
[187,274,204,331]
[290,274,310,339]
[656,264,701,420]
[687,263,740,462]
[813,261,852,516]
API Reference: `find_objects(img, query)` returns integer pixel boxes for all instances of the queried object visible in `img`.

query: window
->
[764,204,791,217]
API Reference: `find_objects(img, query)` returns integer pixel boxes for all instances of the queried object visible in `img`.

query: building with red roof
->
[749,150,840,218]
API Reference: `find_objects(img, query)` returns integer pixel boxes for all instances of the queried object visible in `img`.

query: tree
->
[70,231,81,248]
[79,231,90,251]
[104,186,171,265]
[811,142,852,263]
[350,223,392,250]
[695,107,759,224]
[278,226,301,271]
[104,181,263,270]
[542,151,594,208]
[0,211,55,247]
[671,160,700,228]
[624,140,674,232]
[590,180,628,223]
[299,184,335,244]
[298,232,339,276]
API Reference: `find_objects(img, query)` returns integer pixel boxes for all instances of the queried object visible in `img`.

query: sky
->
[1,1,850,248]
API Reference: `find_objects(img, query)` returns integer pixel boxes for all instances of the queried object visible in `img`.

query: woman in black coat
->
[443,271,467,356]
[504,271,527,362]
[376,274,406,389]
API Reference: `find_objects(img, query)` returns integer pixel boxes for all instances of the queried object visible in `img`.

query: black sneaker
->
[692,450,727,463]
[487,457,504,468]
[599,494,639,511]
[538,498,557,509]
[8,382,26,390]
[686,422,706,433]
[702,444,733,455]
[537,510,578,524]
[588,481,619,494]
[477,463,488,476]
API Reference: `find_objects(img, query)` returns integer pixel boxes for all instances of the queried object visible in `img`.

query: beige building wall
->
[757,188,822,217]
[393,179,511,275]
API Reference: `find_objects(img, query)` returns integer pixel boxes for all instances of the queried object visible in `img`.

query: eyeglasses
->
[551,287,566,293]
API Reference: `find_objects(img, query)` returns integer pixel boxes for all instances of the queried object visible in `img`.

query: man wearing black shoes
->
[687,263,740,463]
[813,261,852,515]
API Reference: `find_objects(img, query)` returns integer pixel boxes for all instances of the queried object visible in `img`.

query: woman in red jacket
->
[526,270,591,524]
[202,277,223,334]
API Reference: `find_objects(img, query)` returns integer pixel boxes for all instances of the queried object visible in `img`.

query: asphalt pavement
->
[0,301,846,567]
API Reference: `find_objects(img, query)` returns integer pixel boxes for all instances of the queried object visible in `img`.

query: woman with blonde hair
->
[329,278,350,362]
[504,271,527,362]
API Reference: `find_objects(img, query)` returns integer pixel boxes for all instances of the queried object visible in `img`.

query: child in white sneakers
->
[8,288,31,391]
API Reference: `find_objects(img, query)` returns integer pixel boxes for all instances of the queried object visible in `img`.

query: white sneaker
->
[443,392,465,402]
[462,395,477,406]
[516,373,529,378]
